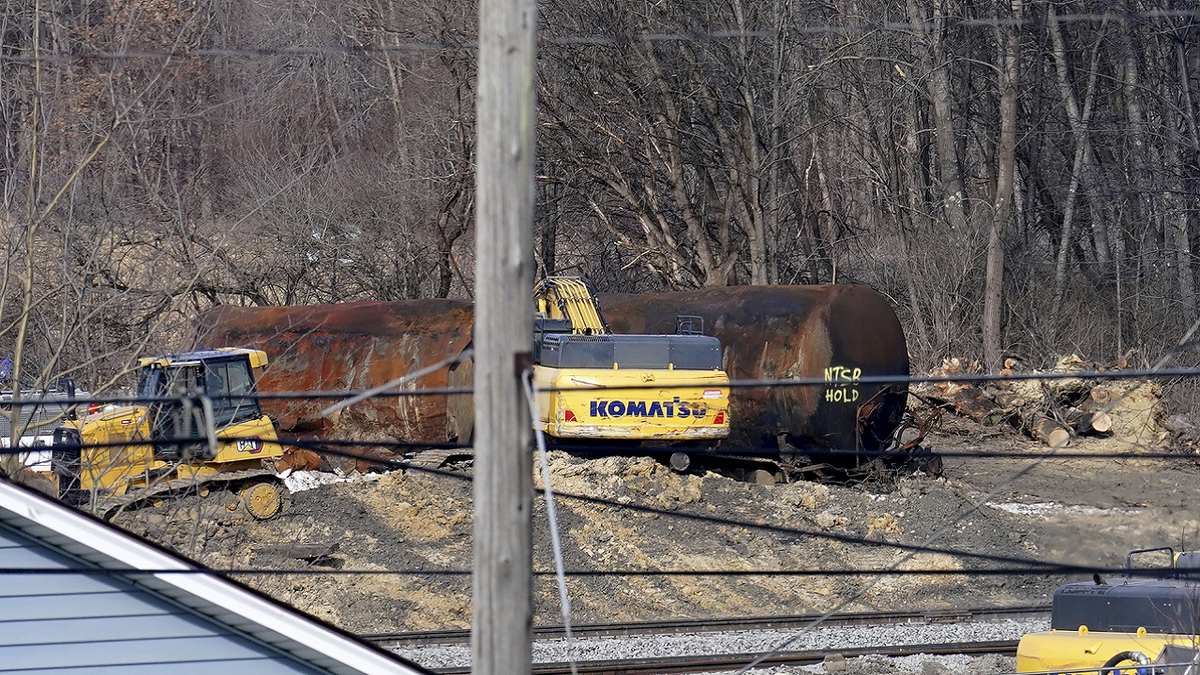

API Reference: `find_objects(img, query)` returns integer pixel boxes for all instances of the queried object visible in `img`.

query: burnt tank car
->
[198,300,476,445]
[599,284,909,458]
[196,285,909,465]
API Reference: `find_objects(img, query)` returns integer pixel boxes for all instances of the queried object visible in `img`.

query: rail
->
[365,604,1049,648]
[431,639,1020,675]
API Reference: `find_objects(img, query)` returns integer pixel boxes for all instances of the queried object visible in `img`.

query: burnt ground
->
[112,405,1200,635]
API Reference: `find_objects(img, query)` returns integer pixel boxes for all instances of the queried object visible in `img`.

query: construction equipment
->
[47,348,288,519]
[1017,547,1200,673]
[531,277,730,442]
[2,386,86,471]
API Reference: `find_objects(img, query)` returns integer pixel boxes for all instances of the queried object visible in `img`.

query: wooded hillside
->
[1,0,1197,390]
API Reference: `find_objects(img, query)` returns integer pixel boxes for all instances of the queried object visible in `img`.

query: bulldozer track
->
[96,467,286,520]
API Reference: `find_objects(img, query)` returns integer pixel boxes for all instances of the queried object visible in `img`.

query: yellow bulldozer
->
[531,277,731,444]
[39,348,288,519]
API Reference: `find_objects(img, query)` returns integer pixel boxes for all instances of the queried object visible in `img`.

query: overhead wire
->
[0,563,1187,579]
[0,2,1196,659]
[12,439,1196,462]
[4,362,1200,408]
[136,438,1118,574]
[3,354,1194,576]
[247,439,1076,570]
[317,349,474,419]
[0,437,1077,575]
[3,343,1197,608]
[4,358,1197,463]
[522,370,580,675]
[0,8,1195,63]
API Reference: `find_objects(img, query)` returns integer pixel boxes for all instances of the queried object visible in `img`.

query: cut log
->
[669,452,691,472]
[1086,387,1114,407]
[747,469,777,485]
[917,384,1007,425]
[1066,408,1113,435]
[1032,417,1071,447]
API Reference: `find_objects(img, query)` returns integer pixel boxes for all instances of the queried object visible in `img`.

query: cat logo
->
[235,439,264,454]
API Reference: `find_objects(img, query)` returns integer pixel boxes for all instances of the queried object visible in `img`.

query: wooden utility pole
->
[471,0,536,667]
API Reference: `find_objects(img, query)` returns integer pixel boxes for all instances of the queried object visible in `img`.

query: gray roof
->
[0,479,431,675]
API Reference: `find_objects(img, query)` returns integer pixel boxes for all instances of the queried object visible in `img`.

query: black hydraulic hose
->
[1103,650,1149,671]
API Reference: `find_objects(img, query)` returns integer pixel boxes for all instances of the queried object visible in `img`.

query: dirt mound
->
[111,407,1200,634]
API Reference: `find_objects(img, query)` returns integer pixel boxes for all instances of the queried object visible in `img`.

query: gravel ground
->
[727,653,1019,675]
[392,617,1047,671]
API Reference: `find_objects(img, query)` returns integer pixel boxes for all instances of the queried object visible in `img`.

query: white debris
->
[993,501,1125,516]
[284,470,386,493]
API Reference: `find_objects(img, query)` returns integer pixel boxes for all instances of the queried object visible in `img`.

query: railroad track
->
[430,640,1020,675]
[365,604,1048,648]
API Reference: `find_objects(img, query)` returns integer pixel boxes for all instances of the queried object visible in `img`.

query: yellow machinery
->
[49,348,288,519]
[531,277,730,441]
[1017,548,1200,673]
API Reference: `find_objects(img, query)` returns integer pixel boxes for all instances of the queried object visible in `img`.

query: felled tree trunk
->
[1030,417,1071,447]
[1066,407,1113,435]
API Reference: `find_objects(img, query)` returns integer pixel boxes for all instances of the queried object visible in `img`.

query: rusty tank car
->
[598,285,909,461]
[195,284,909,468]
[197,300,476,450]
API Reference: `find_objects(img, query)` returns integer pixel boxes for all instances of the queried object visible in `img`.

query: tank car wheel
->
[241,481,284,520]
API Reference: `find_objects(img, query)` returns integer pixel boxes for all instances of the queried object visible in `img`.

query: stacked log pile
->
[913,355,1166,448]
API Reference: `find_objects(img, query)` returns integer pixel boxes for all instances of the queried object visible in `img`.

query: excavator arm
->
[533,277,610,335]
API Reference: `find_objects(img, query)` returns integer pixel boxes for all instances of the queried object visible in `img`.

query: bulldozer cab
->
[138,349,266,458]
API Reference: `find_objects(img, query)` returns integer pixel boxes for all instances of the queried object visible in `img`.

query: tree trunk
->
[983,0,1020,370]
[1174,39,1200,323]
[905,0,970,235]
[1047,8,1105,335]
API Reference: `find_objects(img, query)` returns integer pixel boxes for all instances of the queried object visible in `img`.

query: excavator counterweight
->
[531,277,730,442]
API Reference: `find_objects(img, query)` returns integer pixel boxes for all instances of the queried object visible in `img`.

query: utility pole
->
[471,0,536,666]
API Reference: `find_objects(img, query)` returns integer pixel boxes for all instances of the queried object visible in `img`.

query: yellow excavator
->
[45,348,288,519]
[1017,548,1200,674]
[531,277,730,443]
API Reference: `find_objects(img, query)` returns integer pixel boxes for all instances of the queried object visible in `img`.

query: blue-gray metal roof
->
[0,480,431,675]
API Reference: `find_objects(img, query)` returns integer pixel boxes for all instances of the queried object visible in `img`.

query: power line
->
[0,9,1194,64]
[0,563,1181,578]
[2,425,1192,462]
[727,315,1200,674]
[3,367,1190,600]
[3,362,1199,408]
[0,436,1069,571]
[4,424,1185,571]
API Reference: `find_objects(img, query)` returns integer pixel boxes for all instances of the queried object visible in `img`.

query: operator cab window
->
[205,358,262,428]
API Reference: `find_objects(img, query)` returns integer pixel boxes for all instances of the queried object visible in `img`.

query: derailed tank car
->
[197,300,476,447]
[195,285,909,467]
[599,285,909,460]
